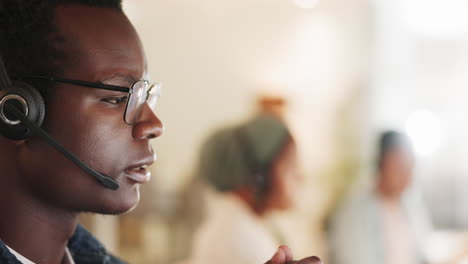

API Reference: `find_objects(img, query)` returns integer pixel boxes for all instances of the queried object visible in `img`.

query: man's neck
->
[0,184,78,264]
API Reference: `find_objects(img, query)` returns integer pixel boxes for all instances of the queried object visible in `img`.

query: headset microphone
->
[3,101,120,190]
[0,56,119,190]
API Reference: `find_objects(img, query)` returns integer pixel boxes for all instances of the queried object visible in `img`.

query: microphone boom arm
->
[5,104,120,190]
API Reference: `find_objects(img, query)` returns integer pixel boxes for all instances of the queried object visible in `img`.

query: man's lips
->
[124,165,151,183]
[123,153,156,184]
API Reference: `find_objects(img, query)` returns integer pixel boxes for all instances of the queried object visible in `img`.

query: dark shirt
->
[0,225,127,264]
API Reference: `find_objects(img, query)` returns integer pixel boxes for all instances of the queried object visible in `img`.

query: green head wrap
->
[197,114,291,192]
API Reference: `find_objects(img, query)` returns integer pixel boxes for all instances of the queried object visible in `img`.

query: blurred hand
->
[265,245,322,264]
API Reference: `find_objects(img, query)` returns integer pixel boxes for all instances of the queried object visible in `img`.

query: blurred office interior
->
[79,0,468,263]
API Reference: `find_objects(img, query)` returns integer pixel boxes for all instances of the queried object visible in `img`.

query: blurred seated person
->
[186,114,307,264]
[327,130,432,264]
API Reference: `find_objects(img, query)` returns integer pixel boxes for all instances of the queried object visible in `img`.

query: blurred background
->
[80,0,468,263]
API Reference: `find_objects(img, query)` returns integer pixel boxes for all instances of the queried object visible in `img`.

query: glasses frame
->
[17,76,158,125]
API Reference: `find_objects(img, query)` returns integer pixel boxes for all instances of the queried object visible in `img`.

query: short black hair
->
[377,130,412,169]
[0,0,122,101]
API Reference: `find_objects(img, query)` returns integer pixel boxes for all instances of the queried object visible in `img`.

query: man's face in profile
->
[16,4,162,215]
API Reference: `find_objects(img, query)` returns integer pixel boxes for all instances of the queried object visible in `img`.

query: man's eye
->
[102,96,128,105]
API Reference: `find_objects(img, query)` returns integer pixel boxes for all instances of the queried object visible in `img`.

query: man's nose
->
[132,103,163,140]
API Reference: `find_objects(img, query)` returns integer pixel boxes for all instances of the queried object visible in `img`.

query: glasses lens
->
[147,83,161,112]
[124,80,148,124]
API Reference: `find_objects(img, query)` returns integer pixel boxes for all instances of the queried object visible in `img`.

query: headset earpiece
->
[0,57,119,189]
[0,81,45,140]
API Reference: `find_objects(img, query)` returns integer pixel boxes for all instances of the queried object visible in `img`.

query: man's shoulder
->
[0,240,21,264]
[0,228,127,264]
[68,225,127,264]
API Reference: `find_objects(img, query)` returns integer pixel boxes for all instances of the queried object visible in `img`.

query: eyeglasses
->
[19,76,161,125]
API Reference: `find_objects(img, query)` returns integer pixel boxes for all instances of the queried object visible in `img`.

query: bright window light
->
[293,0,320,9]
[398,0,468,39]
[405,110,443,156]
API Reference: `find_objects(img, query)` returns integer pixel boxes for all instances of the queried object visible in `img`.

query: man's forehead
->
[51,4,145,77]
[53,5,134,42]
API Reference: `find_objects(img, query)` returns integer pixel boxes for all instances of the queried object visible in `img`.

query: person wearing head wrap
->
[186,114,302,264]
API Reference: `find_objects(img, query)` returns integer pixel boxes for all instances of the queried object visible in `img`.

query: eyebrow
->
[101,73,138,85]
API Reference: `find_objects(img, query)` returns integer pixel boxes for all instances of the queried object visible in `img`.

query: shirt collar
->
[5,245,35,264]
[5,245,75,264]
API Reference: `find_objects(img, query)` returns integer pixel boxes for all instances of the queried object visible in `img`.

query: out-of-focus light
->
[398,0,468,39]
[405,110,443,156]
[293,0,320,9]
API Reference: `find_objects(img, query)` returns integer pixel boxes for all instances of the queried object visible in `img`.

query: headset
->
[234,127,271,204]
[0,55,119,190]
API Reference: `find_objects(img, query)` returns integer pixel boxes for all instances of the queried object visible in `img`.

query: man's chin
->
[93,194,140,215]
[97,202,139,215]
